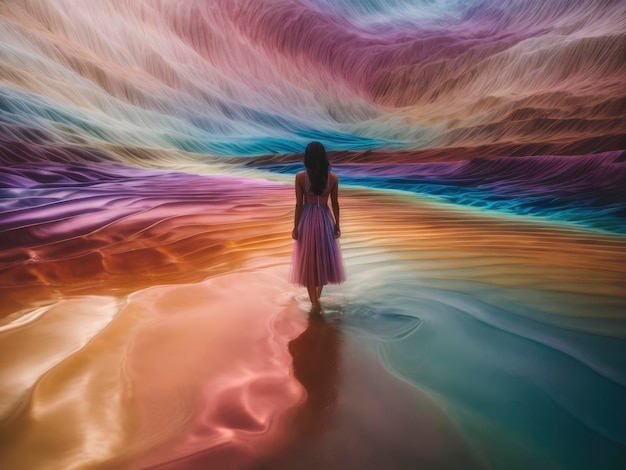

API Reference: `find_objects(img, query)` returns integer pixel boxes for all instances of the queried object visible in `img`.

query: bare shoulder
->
[295,171,305,184]
[329,171,339,185]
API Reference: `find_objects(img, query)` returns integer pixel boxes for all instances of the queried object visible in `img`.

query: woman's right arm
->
[330,173,341,238]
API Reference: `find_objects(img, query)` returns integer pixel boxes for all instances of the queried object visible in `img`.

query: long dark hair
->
[304,141,329,195]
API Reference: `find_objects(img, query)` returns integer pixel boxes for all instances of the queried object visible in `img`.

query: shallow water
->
[1,166,624,469]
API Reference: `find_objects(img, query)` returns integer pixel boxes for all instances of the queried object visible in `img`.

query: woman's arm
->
[292,173,304,239]
[330,173,341,238]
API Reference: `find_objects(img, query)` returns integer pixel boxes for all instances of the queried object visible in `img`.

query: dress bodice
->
[303,171,330,205]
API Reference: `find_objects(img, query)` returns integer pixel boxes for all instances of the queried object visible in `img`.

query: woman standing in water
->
[290,142,345,305]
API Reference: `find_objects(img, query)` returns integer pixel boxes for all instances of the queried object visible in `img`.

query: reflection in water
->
[288,305,343,439]
[261,302,489,470]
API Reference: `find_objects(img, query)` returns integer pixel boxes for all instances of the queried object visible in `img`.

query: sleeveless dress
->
[289,171,346,287]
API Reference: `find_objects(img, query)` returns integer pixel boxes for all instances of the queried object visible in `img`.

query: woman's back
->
[303,170,335,205]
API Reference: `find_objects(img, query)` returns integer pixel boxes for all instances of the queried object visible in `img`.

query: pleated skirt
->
[289,204,345,287]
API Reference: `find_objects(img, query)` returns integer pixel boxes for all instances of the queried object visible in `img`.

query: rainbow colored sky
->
[1,0,624,158]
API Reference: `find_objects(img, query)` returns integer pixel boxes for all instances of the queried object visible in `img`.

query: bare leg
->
[307,283,319,305]
[316,285,323,299]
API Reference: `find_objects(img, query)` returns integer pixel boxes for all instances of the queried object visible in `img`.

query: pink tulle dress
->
[289,171,346,287]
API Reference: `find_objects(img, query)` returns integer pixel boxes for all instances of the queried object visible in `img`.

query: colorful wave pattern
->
[2,0,625,231]
[1,0,624,156]
[1,1,626,469]
[257,150,626,233]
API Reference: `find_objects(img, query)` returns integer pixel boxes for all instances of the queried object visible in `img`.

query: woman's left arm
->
[292,173,304,239]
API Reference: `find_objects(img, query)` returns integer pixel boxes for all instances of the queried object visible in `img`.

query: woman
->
[290,142,345,305]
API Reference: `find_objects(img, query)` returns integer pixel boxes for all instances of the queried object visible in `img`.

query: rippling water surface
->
[1,1,625,469]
